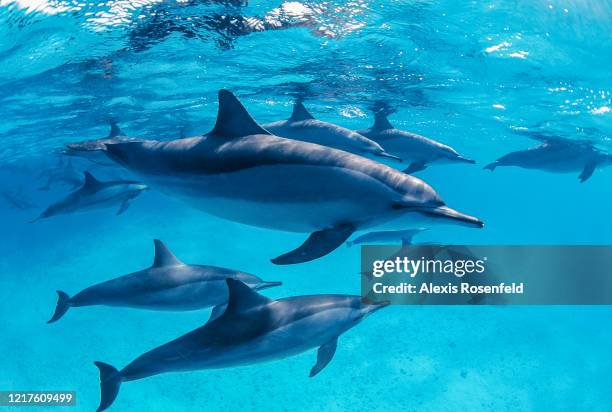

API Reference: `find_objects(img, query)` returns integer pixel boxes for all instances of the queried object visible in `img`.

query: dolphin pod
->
[484,132,612,182]
[94,278,388,411]
[356,111,476,174]
[48,239,281,323]
[68,90,483,264]
[31,171,148,222]
[263,101,400,161]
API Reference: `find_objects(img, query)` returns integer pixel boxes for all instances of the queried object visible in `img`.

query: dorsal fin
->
[210,90,271,138]
[224,278,271,314]
[290,102,315,121]
[82,171,102,189]
[152,239,184,267]
[108,122,123,138]
[372,112,393,131]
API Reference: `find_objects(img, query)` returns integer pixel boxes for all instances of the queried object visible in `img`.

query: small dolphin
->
[31,171,148,222]
[39,158,82,191]
[69,90,483,264]
[64,122,141,166]
[346,228,428,247]
[94,278,387,411]
[484,133,612,182]
[263,101,399,160]
[357,112,476,174]
[47,239,281,323]
[1,185,37,210]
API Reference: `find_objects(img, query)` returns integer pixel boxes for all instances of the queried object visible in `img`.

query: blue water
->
[1,0,612,411]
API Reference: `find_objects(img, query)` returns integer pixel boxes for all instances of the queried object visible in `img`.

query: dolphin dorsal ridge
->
[152,239,184,267]
[372,112,394,131]
[225,278,271,314]
[210,90,271,138]
[82,171,102,190]
[108,122,123,138]
[290,102,315,122]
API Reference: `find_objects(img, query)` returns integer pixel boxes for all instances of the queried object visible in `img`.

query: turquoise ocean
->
[1,0,611,410]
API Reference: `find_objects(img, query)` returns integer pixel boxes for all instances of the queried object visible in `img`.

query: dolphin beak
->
[455,156,476,164]
[361,300,390,316]
[376,151,402,162]
[418,206,484,228]
[255,281,283,291]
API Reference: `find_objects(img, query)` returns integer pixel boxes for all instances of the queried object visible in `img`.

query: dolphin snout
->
[361,300,390,316]
[455,156,476,164]
[255,281,283,291]
[418,205,484,229]
[377,151,402,162]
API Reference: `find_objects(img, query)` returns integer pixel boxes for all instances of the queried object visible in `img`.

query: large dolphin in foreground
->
[31,171,148,222]
[48,239,281,323]
[69,90,483,264]
[263,102,400,160]
[94,278,388,411]
[356,112,476,174]
[484,133,612,182]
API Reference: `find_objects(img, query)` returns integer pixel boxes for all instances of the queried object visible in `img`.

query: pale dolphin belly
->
[142,164,400,232]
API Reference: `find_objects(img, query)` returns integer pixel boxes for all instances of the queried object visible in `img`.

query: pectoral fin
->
[116,199,131,215]
[578,161,597,183]
[309,338,338,377]
[403,161,427,174]
[271,224,354,265]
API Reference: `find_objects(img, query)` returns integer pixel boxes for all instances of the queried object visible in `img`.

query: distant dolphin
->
[47,239,281,323]
[357,112,475,174]
[31,171,148,222]
[484,133,612,182]
[1,185,37,210]
[263,102,400,160]
[94,278,388,411]
[39,158,82,191]
[69,90,483,264]
[346,228,428,247]
[64,122,141,166]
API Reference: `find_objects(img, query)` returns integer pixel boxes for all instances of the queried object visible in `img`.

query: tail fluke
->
[94,362,122,412]
[47,291,71,323]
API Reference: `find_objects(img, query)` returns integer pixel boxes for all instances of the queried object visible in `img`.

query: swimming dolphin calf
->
[48,239,281,323]
[263,101,400,160]
[94,278,388,411]
[356,112,475,174]
[69,90,483,264]
[31,171,148,222]
[484,133,612,182]
[346,228,428,247]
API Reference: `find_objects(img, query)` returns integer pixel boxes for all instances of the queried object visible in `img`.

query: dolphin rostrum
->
[346,228,429,247]
[484,133,612,182]
[357,111,476,174]
[69,90,483,264]
[47,239,281,323]
[94,278,388,411]
[31,171,148,222]
[263,101,400,160]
